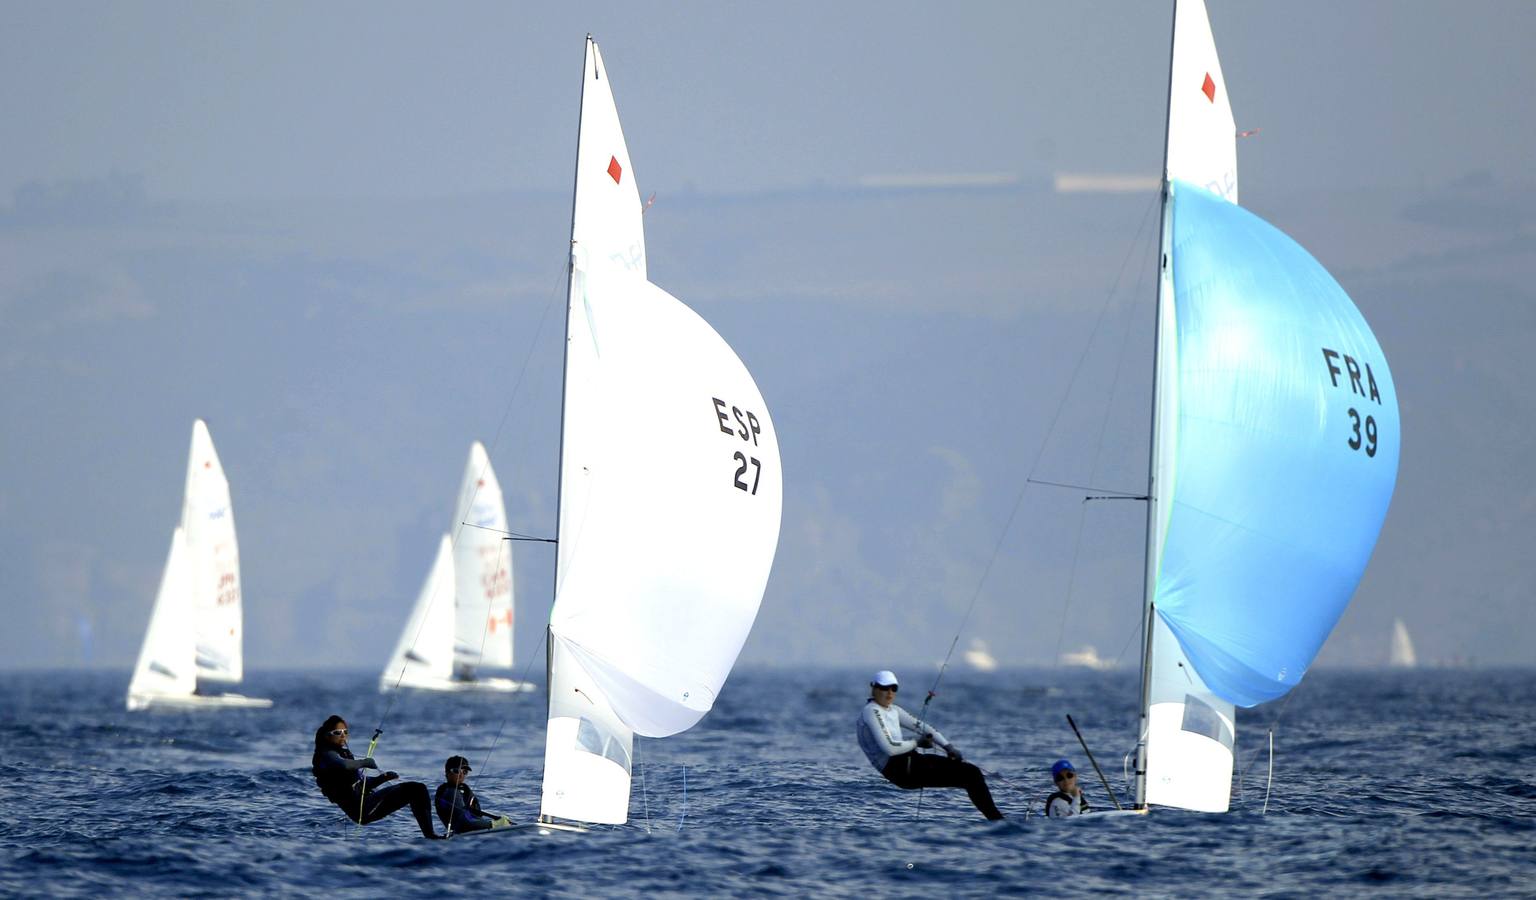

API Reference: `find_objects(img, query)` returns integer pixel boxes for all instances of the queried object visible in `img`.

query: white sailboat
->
[379,441,533,693]
[1388,618,1417,668]
[127,419,272,711]
[1127,1,1399,811]
[531,36,782,829]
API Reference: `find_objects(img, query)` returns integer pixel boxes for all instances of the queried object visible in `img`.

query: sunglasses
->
[875,684,898,692]
[328,729,349,737]
[448,767,471,774]
[1055,771,1075,780]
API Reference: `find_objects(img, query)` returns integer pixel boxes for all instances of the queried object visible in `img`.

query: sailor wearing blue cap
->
[855,670,1004,820]
[1045,758,1092,817]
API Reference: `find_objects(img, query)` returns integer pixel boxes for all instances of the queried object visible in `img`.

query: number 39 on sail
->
[1131,0,1400,813]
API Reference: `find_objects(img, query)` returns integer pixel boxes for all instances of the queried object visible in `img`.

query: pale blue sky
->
[2,1,1533,672]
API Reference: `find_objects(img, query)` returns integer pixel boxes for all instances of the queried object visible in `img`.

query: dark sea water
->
[2,667,1532,897]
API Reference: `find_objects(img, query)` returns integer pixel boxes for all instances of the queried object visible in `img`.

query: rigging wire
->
[918,189,1163,719]
[1050,191,1161,670]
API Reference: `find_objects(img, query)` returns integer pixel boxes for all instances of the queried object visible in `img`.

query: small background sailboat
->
[1388,618,1418,668]
[1126,0,1399,812]
[126,419,272,711]
[379,441,533,693]
[528,36,782,830]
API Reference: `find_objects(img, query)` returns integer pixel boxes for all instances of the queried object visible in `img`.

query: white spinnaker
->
[381,535,457,691]
[542,266,781,823]
[452,442,514,671]
[127,528,197,708]
[1143,2,1239,811]
[571,38,646,280]
[1165,0,1238,203]
[182,419,243,684]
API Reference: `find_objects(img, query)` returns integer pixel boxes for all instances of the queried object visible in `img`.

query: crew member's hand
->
[359,757,379,769]
[916,734,935,749]
[945,745,963,762]
[379,771,398,782]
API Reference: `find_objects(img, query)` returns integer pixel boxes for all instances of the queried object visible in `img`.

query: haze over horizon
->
[3,2,1533,677]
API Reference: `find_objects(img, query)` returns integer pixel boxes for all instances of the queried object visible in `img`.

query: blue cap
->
[1051,758,1075,777]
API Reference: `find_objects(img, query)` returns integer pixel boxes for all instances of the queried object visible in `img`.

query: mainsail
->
[184,418,243,683]
[452,441,514,674]
[1136,0,1399,812]
[538,37,782,826]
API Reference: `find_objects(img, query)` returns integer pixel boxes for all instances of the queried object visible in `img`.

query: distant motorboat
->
[1060,645,1115,671]
[963,639,998,672]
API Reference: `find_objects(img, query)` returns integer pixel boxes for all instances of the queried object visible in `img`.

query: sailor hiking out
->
[855,670,1004,821]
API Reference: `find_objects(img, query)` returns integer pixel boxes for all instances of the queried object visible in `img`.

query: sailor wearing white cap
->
[854,670,1004,820]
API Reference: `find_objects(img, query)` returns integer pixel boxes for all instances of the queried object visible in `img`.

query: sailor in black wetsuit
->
[311,715,442,839]
[434,755,510,834]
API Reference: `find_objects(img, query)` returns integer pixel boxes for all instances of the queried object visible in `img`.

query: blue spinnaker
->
[1155,181,1400,708]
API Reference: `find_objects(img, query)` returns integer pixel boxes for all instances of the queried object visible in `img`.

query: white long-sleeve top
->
[856,699,950,772]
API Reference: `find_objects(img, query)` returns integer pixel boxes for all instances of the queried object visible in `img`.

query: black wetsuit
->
[434,782,498,833]
[311,746,437,837]
[881,750,1005,821]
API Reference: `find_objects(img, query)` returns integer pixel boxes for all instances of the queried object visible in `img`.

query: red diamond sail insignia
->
[1202,73,1216,103]
[607,156,623,184]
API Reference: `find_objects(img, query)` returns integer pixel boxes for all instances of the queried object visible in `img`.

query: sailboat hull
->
[127,692,272,712]
[376,676,535,694]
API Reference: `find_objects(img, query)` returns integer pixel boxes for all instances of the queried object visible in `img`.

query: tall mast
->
[1133,0,1180,811]
[548,35,594,713]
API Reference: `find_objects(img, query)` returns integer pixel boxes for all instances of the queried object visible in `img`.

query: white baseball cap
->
[871,670,899,687]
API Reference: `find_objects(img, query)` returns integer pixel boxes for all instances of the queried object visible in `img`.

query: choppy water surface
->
[1,668,1532,897]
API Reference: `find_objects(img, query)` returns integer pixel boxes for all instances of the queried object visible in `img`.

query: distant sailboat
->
[1388,619,1417,668]
[1125,0,1399,812]
[379,442,533,693]
[127,420,272,711]
[530,36,783,830]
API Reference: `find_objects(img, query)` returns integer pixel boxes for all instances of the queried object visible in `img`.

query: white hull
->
[376,676,535,694]
[127,692,273,712]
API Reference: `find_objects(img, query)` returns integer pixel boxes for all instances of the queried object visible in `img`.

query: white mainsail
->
[184,418,243,683]
[538,37,782,826]
[126,419,270,710]
[452,441,515,674]
[379,535,457,690]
